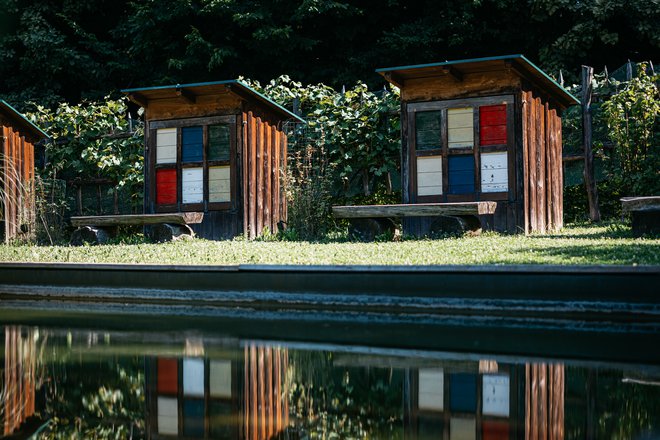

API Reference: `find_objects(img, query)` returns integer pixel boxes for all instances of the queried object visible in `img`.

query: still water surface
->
[2,324,660,439]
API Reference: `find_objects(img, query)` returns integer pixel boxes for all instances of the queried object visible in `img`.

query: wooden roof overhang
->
[0,99,50,143]
[122,80,304,123]
[377,54,579,110]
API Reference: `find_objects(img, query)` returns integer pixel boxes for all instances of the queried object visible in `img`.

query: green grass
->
[0,223,658,266]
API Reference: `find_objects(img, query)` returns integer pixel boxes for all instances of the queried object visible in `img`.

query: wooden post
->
[581,65,601,222]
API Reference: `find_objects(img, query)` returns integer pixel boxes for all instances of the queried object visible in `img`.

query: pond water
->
[2,323,659,440]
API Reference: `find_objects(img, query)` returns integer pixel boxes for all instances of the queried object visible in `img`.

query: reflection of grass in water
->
[287,350,404,439]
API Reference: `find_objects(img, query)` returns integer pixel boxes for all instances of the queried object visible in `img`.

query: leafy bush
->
[602,63,659,197]
[26,99,143,242]
[244,76,401,239]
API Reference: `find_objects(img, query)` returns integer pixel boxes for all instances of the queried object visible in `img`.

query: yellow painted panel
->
[447,107,473,128]
[448,108,474,149]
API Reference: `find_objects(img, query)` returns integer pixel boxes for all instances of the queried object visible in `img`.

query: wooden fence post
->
[581,65,601,222]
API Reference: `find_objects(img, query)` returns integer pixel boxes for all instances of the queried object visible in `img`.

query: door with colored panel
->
[413,110,444,201]
[155,128,178,208]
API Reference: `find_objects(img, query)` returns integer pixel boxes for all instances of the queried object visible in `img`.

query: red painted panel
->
[480,104,507,146]
[482,420,509,440]
[158,358,179,394]
[156,169,177,205]
[481,125,507,145]
[480,105,507,125]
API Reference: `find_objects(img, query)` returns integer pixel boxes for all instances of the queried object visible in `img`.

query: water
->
[2,324,659,439]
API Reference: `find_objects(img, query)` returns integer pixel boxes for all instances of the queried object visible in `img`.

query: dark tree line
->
[0,0,658,109]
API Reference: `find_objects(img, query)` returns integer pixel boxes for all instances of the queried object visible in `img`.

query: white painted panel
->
[209,166,231,203]
[481,152,508,193]
[210,360,232,398]
[157,396,178,435]
[448,108,473,149]
[182,167,203,204]
[450,417,476,440]
[417,172,443,188]
[482,374,510,417]
[183,358,205,397]
[417,156,443,196]
[417,156,442,173]
[156,128,177,164]
[418,368,444,411]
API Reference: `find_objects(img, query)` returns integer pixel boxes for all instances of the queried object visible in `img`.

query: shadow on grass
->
[515,241,660,265]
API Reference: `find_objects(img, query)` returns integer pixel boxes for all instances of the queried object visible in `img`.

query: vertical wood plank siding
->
[243,343,289,440]
[522,91,563,234]
[2,125,36,242]
[525,363,564,440]
[242,111,288,239]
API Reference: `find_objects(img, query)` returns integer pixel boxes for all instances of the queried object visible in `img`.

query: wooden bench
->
[70,212,204,245]
[621,197,660,237]
[332,202,497,240]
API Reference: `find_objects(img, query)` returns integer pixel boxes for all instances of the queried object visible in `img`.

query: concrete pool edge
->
[0,262,658,305]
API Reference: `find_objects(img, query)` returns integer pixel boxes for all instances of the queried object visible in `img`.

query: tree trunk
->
[581,65,601,222]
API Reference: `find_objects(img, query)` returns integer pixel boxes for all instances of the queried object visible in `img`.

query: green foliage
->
[3,0,657,105]
[602,64,660,196]
[244,76,400,239]
[27,98,144,212]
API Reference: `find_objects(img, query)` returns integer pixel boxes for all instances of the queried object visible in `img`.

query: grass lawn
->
[0,223,658,266]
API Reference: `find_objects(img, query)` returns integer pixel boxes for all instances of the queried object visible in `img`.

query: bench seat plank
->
[621,197,660,213]
[332,202,497,219]
[70,212,204,227]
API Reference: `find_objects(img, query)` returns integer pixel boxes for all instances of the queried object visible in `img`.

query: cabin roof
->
[377,54,579,108]
[0,99,50,141]
[122,79,304,123]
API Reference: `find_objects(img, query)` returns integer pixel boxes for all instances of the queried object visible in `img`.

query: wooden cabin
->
[0,99,48,242]
[145,342,288,439]
[123,80,303,240]
[377,55,578,234]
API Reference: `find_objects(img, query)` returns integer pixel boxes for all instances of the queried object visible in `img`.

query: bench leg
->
[631,208,660,238]
[348,218,396,241]
[429,215,482,237]
[70,226,113,245]
[149,223,195,242]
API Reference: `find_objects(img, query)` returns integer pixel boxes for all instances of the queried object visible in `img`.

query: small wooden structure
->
[0,100,48,242]
[621,196,660,237]
[123,80,303,240]
[377,55,579,234]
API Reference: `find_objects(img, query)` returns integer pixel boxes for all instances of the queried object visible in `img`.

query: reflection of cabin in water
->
[377,55,578,234]
[123,81,304,240]
[0,100,48,242]
[145,342,288,439]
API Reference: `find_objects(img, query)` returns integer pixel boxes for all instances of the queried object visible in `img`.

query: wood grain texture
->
[332,201,497,218]
[70,212,204,227]
[402,71,520,103]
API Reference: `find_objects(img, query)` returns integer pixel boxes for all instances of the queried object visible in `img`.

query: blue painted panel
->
[182,126,203,163]
[450,373,477,412]
[448,156,475,194]
[183,399,205,437]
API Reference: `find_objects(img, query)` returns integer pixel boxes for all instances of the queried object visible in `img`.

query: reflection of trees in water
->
[2,327,145,439]
[565,367,660,440]
[284,350,404,439]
